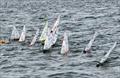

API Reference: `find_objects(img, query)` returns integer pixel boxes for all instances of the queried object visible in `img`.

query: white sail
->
[19,26,26,42]
[61,32,69,54]
[43,29,53,50]
[85,32,98,52]
[52,26,58,45]
[43,15,60,50]
[51,15,60,45]
[11,26,20,40]
[99,42,117,64]
[39,21,48,42]
[51,15,60,32]
[30,29,39,46]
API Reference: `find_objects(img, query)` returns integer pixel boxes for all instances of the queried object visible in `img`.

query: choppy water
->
[0,0,120,78]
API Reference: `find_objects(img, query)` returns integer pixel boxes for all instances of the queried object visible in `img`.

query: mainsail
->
[43,28,53,50]
[29,29,39,46]
[11,26,20,40]
[39,21,48,42]
[43,15,60,50]
[100,42,117,64]
[96,42,117,67]
[51,15,60,45]
[51,15,60,32]
[61,32,69,55]
[19,26,26,42]
[84,32,98,53]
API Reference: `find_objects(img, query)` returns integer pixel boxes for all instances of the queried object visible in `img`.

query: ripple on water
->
[0,0,120,78]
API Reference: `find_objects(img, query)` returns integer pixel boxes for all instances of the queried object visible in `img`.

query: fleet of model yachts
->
[0,15,117,67]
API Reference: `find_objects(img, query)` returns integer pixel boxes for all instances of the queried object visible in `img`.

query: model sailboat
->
[83,32,98,53]
[51,15,60,32]
[96,42,117,67]
[61,31,69,55]
[0,40,9,45]
[19,26,26,42]
[42,15,60,51]
[39,21,48,44]
[29,29,39,46]
[51,15,60,45]
[11,26,20,40]
[43,28,53,51]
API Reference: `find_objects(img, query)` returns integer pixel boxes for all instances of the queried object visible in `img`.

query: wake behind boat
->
[83,32,98,54]
[96,42,117,67]
[11,26,20,40]
[61,31,69,55]
[19,26,26,42]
